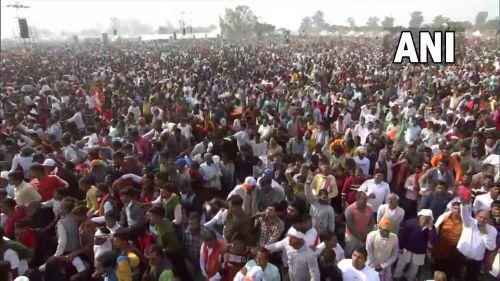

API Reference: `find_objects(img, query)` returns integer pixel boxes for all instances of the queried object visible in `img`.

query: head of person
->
[147,205,166,226]
[105,210,120,229]
[320,230,338,249]
[71,205,88,223]
[201,229,218,248]
[433,271,448,281]
[187,212,201,231]
[0,197,16,215]
[489,185,499,199]
[288,226,305,250]
[357,146,366,158]
[230,232,248,254]
[476,210,491,227]
[319,159,331,175]
[159,183,176,199]
[146,244,164,266]
[354,168,364,179]
[78,175,95,192]
[228,195,244,213]
[254,247,271,268]
[28,164,45,179]
[265,202,280,218]
[317,189,329,205]
[437,159,449,173]
[119,187,138,205]
[450,202,461,218]
[387,193,399,208]
[356,191,368,207]
[373,169,384,184]
[417,209,433,227]
[59,198,75,217]
[378,218,392,238]
[94,227,111,246]
[461,174,471,186]
[288,198,307,218]
[351,247,368,271]
[154,171,169,188]
[259,175,272,193]
[112,229,130,250]
[96,183,110,199]
[204,153,213,165]
[491,200,500,221]
[435,181,448,194]
[42,158,56,174]
[7,170,24,186]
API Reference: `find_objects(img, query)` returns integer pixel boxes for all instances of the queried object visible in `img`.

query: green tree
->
[432,15,449,28]
[254,22,275,38]
[381,16,394,29]
[299,17,313,35]
[219,5,258,40]
[366,17,380,30]
[475,11,488,29]
[483,18,499,30]
[409,11,424,28]
[312,10,329,30]
[347,17,356,29]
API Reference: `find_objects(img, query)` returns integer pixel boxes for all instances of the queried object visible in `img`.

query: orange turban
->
[378,218,392,231]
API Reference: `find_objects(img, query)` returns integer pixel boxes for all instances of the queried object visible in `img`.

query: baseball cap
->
[42,159,56,167]
[243,176,256,190]
[0,171,9,180]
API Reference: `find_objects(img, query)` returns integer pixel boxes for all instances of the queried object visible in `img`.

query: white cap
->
[0,171,9,180]
[287,227,306,239]
[244,176,256,186]
[42,159,56,167]
[417,209,434,220]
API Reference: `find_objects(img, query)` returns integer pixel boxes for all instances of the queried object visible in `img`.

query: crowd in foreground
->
[0,36,499,281]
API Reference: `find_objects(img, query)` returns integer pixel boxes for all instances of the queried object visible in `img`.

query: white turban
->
[417,209,434,220]
[288,227,306,240]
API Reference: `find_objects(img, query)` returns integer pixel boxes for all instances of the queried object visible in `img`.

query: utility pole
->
[6,1,31,45]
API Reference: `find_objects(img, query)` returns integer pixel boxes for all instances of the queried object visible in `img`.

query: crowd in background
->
[0,36,499,281]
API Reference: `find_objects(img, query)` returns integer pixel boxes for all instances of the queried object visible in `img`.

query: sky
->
[1,0,498,38]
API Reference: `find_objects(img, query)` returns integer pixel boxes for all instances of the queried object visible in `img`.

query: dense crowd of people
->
[0,36,498,281]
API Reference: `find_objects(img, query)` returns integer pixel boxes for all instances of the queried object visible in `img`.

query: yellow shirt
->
[86,186,99,214]
[311,174,338,199]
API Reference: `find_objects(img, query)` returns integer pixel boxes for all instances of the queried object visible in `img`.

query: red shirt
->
[3,207,24,239]
[31,174,67,201]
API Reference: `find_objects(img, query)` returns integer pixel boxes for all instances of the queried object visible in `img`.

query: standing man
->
[344,191,374,257]
[394,209,437,281]
[366,218,399,281]
[266,226,321,281]
[433,201,464,280]
[359,169,390,219]
[377,193,405,234]
[457,200,497,281]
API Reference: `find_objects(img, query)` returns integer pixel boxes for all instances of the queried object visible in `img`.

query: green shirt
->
[156,220,182,254]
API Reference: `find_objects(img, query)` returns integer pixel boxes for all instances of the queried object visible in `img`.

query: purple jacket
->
[399,218,438,254]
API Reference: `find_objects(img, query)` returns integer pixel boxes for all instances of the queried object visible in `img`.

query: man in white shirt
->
[359,170,390,217]
[473,186,499,214]
[457,201,497,281]
[266,227,320,281]
[199,153,222,190]
[353,147,371,176]
[338,247,380,281]
[66,108,85,131]
[257,118,274,141]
